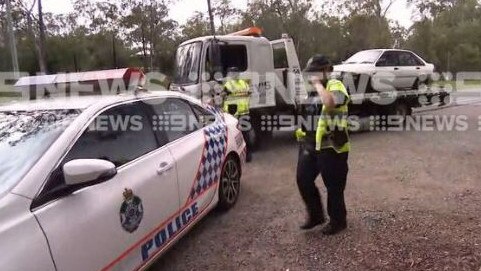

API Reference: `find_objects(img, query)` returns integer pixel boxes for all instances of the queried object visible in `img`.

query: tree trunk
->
[141,22,148,70]
[37,0,48,73]
[6,0,20,77]
[149,2,154,71]
[112,32,118,68]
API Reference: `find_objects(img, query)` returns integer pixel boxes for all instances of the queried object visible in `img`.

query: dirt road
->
[152,103,481,271]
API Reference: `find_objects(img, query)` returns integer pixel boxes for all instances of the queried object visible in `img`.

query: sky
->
[40,0,415,28]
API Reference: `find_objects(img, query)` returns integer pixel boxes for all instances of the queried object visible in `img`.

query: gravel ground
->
[151,103,481,271]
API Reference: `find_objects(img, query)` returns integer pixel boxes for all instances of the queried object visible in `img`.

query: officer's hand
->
[309,75,324,85]
[295,128,306,142]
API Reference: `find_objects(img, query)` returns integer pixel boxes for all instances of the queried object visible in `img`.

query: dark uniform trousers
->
[296,144,349,224]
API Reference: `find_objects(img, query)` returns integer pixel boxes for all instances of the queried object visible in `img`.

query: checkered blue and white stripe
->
[205,105,225,121]
[190,121,228,199]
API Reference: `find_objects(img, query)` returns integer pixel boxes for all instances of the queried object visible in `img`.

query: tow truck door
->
[271,37,307,105]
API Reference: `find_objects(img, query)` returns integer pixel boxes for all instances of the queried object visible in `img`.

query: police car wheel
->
[217,156,241,211]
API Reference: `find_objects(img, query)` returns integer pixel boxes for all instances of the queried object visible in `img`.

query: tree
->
[213,0,240,34]
[406,0,481,72]
[407,0,458,17]
[181,12,211,40]
[121,0,178,71]
[238,0,315,64]
[37,0,47,73]
[390,22,408,49]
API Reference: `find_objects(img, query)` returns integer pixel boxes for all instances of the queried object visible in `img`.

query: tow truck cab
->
[170,27,307,115]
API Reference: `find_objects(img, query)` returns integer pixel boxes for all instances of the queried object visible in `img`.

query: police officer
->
[296,55,350,235]
[223,67,253,162]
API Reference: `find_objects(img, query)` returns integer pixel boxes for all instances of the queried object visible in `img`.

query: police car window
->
[41,102,158,194]
[191,104,216,126]
[64,102,158,167]
[149,98,201,143]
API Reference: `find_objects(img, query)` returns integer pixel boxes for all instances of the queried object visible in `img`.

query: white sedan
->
[334,49,435,91]
[0,91,246,271]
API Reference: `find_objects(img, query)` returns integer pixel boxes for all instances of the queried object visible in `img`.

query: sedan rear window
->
[0,110,79,196]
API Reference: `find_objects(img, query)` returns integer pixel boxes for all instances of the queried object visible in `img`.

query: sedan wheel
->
[217,156,241,211]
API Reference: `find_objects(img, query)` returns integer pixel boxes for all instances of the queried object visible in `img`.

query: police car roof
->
[0,91,194,112]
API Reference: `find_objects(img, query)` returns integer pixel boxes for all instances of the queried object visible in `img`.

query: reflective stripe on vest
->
[223,79,250,116]
[315,79,351,153]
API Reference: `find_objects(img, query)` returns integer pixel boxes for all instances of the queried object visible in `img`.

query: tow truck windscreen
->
[0,110,79,196]
[344,50,383,64]
[174,42,202,85]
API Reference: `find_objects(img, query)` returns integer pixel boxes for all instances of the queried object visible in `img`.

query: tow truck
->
[170,27,305,146]
[170,27,451,144]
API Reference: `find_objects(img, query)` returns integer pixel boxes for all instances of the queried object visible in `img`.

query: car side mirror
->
[63,159,117,186]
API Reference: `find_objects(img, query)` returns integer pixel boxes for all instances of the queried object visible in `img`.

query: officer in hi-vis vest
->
[296,55,350,235]
[223,67,252,162]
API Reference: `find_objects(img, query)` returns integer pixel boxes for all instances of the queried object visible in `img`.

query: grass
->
[433,80,481,91]
[0,84,21,104]
[0,97,14,104]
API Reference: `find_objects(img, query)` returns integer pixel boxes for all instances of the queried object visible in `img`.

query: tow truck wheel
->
[440,93,451,106]
[217,155,241,211]
[391,102,411,127]
[248,128,258,151]
[249,115,262,150]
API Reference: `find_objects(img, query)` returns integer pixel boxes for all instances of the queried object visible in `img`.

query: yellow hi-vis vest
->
[315,79,351,153]
[223,79,250,116]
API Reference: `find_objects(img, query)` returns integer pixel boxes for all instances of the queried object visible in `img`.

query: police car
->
[0,91,246,271]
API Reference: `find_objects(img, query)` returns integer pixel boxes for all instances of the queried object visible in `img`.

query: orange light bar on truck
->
[229,27,263,37]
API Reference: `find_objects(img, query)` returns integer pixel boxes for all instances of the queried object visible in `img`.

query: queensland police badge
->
[120,188,144,233]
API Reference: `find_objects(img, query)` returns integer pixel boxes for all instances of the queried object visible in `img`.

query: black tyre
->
[394,102,411,117]
[390,102,412,127]
[249,115,261,151]
[440,94,451,106]
[413,79,420,90]
[217,155,241,211]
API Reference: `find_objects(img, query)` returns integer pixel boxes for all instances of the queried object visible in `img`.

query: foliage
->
[405,0,481,71]
[1,0,481,76]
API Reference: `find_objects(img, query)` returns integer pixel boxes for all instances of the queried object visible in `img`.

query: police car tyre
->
[217,155,241,211]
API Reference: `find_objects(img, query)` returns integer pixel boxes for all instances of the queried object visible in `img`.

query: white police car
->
[0,92,246,271]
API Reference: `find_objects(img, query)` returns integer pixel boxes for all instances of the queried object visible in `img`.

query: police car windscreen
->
[0,110,79,196]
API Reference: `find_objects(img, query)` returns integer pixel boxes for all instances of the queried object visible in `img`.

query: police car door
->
[32,101,179,271]
[146,98,225,218]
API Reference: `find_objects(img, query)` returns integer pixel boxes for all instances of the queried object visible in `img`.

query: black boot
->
[321,221,347,235]
[300,215,325,230]
[246,150,252,163]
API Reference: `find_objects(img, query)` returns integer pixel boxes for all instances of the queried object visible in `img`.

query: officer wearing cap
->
[296,55,350,235]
